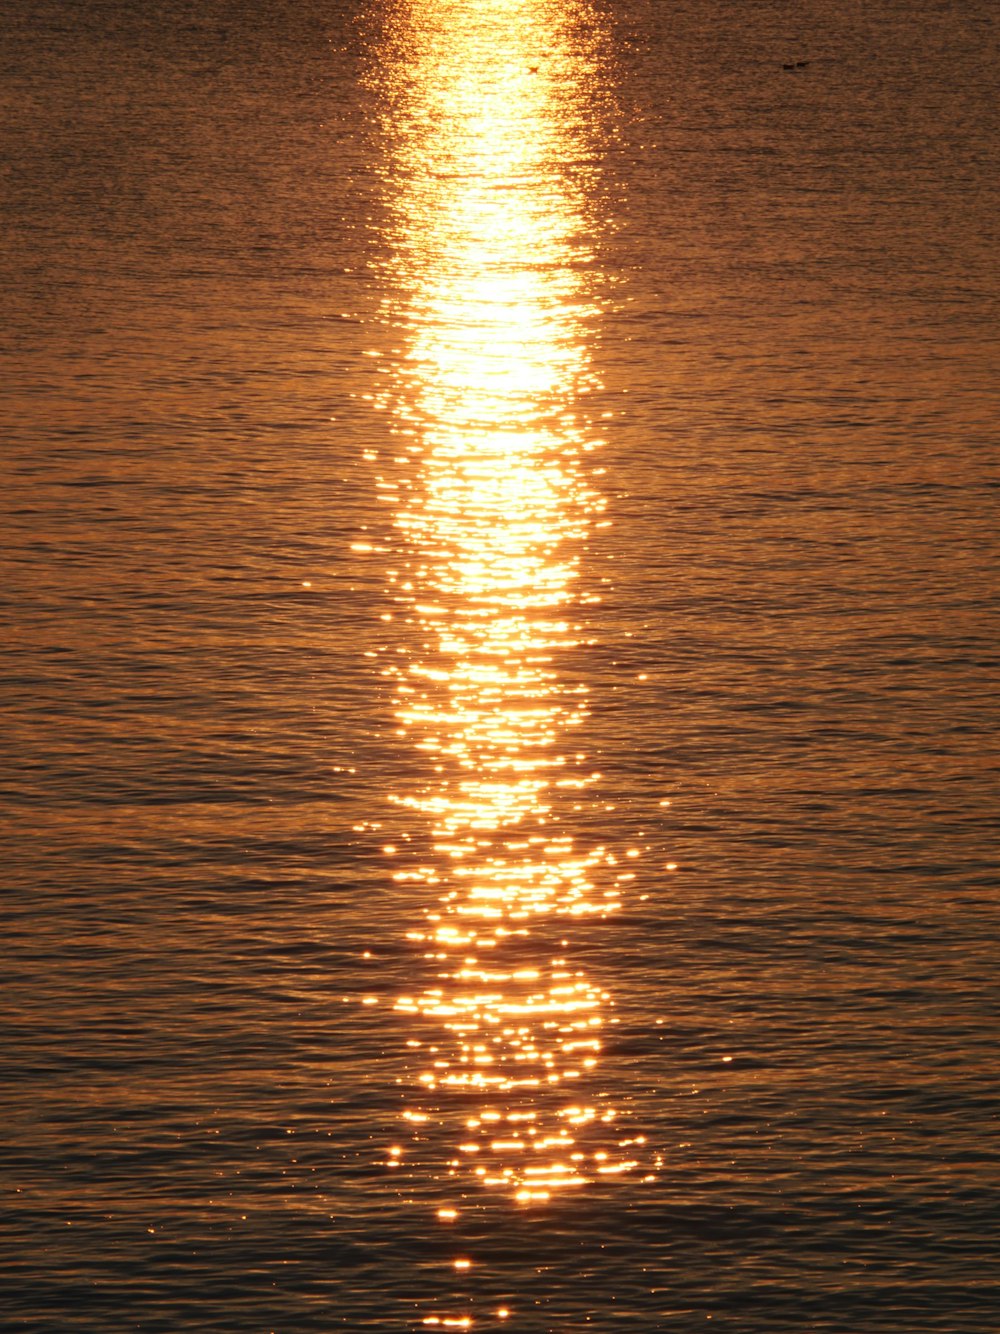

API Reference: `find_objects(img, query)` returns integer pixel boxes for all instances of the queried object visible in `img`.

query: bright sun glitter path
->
[368,0,651,1209]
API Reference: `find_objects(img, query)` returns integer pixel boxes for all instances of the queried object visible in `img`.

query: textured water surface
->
[2,0,998,1329]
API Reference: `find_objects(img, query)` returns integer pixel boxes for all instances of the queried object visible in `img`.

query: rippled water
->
[3,0,998,1329]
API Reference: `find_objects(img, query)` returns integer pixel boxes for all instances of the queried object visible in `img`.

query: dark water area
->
[2,0,998,1329]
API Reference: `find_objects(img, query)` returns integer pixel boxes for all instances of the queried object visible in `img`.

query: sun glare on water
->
[369,0,647,1209]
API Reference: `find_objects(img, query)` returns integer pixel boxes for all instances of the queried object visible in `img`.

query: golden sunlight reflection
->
[370,0,646,1207]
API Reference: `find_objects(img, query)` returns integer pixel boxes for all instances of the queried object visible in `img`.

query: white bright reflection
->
[372,0,643,1204]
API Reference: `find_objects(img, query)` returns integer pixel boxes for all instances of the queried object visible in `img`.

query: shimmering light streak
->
[371,0,642,1203]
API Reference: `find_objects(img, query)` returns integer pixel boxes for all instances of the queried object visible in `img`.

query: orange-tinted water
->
[3,0,998,1328]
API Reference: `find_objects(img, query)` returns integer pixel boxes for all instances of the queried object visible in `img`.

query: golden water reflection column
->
[373,0,645,1203]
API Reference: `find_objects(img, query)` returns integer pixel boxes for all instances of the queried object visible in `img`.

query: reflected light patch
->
[371,0,643,1202]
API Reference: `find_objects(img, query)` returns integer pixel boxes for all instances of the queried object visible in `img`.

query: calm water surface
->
[2,0,998,1329]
